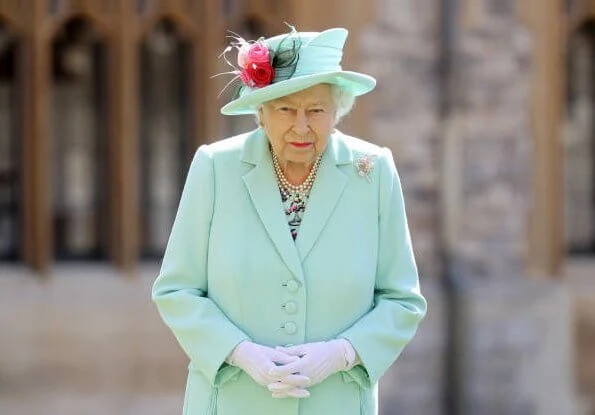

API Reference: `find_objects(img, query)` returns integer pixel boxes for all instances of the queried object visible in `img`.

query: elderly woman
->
[152,26,427,415]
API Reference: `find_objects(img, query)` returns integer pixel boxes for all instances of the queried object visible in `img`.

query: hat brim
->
[220,71,376,116]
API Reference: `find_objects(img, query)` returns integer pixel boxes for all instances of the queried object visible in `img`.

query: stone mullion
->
[528,0,566,276]
[18,14,32,266]
[108,11,139,270]
[194,0,225,146]
[21,4,52,272]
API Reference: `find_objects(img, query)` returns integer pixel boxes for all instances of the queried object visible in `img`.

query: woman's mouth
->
[289,142,313,148]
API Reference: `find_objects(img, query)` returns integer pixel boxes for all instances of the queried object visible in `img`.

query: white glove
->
[267,382,311,399]
[226,341,310,393]
[269,339,357,388]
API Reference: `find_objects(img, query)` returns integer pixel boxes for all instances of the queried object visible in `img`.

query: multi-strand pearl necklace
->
[271,151,323,201]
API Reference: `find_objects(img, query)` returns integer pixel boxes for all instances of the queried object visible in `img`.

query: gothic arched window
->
[139,19,192,258]
[0,21,20,261]
[564,21,595,255]
[51,17,108,260]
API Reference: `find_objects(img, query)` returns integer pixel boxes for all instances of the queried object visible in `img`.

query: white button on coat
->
[285,280,299,293]
[283,301,298,314]
[283,321,297,334]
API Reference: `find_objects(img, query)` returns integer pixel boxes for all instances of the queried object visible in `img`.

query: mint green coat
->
[152,129,427,415]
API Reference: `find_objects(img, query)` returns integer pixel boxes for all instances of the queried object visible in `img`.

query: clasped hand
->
[228,339,354,399]
[227,341,311,398]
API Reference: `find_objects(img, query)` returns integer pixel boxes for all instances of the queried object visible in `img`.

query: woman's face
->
[259,84,336,168]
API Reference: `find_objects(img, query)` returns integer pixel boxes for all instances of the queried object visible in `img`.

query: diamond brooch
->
[354,154,377,182]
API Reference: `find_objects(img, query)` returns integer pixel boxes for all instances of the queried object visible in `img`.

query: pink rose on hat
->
[237,41,274,88]
[238,42,270,67]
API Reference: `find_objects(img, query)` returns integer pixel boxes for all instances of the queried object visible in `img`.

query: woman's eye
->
[310,108,324,114]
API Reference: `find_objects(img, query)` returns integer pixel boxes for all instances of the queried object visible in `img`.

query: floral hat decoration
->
[216,24,376,115]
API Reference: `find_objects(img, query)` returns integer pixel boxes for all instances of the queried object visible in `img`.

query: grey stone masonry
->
[379,278,578,415]
[461,278,577,415]
[379,280,447,415]
[361,0,532,279]
[359,1,578,414]
[454,10,533,279]
[360,0,442,280]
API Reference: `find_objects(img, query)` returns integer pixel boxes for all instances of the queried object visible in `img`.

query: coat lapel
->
[241,129,305,281]
[295,132,352,261]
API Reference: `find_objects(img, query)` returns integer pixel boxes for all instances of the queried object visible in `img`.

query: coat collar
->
[241,129,351,280]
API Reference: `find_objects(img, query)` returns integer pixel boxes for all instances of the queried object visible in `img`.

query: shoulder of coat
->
[334,130,384,158]
[201,131,252,159]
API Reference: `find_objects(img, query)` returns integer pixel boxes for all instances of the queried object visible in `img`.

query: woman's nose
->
[293,111,309,135]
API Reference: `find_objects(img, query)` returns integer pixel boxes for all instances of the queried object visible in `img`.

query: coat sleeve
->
[152,144,249,387]
[339,147,427,388]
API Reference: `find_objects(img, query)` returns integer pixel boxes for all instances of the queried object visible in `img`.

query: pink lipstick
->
[290,142,313,148]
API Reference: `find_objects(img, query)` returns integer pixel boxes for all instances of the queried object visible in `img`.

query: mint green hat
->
[220,27,376,116]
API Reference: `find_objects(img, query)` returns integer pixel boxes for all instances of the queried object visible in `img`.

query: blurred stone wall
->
[360,0,441,280]
[362,0,531,282]
[361,0,579,414]
[452,1,533,279]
